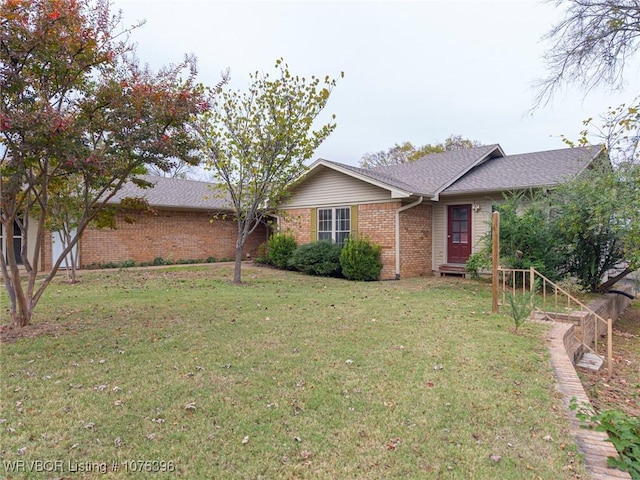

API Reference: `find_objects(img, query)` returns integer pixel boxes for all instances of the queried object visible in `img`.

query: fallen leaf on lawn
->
[490,455,501,463]
[542,435,553,442]
[185,402,196,411]
[300,450,312,459]
[386,437,401,450]
[242,435,249,444]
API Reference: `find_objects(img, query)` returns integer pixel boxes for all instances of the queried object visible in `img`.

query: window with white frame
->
[318,207,350,246]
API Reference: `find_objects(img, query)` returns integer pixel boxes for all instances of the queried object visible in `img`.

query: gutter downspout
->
[395,196,423,280]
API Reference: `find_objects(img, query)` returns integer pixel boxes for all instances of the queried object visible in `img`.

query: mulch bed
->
[0,322,74,344]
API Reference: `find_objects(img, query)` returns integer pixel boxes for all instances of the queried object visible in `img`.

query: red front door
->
[447,205,472,264]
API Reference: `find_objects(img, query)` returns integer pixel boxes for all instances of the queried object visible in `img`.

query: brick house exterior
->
[79,209,267,268]
[277,144,605,280]
[35,175,268,271]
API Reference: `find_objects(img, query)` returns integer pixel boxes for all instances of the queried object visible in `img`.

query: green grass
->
[1,266,583,479]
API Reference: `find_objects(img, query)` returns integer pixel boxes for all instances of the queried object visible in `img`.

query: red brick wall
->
[278,209,311,243]
[78,209,267,267]
[42,230,52,271]
[357,202,400,280]
[279,201,433,280]
[399,203,432,279]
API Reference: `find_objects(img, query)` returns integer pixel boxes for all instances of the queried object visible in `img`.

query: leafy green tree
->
[196,59,341,284]
[0,0,206,327]
[359,135,481,168]
[492,191,564,282]
[551,166,624,291]
[535,1,640,287]
[551,162,639,292]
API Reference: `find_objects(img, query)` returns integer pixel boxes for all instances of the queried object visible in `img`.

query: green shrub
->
[252,243,268,265]
[465,251,490,279]
[340,237,382,281]
[571,399,640,478]
[205,256,217,263]
[267,233,297,269]
[152,256,167,266]
[288,241,343,277]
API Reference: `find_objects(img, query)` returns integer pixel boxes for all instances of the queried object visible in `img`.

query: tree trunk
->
[233,244,243,284]
[597,267,633,292]
[11,306,32,328]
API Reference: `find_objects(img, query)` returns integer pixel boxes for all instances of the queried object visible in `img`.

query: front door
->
[447,204,472,264]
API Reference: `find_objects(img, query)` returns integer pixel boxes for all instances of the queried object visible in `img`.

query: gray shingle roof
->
[313,144,604,199]
[107,174,231,211]
[371,144,504,196]
[442,145,604,194]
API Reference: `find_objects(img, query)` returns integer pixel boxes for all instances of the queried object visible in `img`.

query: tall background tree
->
[530,0,640,288]
[359,134,481,168]
[0,0,206,327]
[196,59,341,284]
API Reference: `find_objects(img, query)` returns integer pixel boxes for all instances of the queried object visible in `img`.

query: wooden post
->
[529,266,535,314]
[491,211,500,313]
[608,318,613,379]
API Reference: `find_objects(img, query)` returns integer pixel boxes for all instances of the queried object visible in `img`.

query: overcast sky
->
[113,0,639,167]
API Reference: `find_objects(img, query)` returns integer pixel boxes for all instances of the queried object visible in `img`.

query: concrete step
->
[576,352,604,371]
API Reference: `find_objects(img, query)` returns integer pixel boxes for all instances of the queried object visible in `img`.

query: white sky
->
[113,0,640,166]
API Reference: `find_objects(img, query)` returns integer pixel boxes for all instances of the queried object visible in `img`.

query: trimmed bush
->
[340,237,382,281]
[288,241,343,277]
[253,243,268,265]
[267,233,297,269]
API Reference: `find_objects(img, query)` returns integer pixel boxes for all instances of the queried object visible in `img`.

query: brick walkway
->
[546,322,631,480]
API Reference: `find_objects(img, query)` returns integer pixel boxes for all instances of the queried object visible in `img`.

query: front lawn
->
[0,266,583,479]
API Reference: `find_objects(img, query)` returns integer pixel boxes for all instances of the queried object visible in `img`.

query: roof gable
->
[371,144,504,198]
[301,144,505,199]
[442,145,604,195]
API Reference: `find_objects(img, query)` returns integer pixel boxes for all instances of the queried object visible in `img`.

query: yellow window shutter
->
[350,205,358,239]
[310,208,317,242]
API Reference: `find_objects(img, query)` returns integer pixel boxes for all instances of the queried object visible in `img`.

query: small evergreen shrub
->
[465,251,490,280]
[505,280,539,333]
[288,241,343,277]
[152,256,167,266]
[267,233,297,269]
[340,237,382,281]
